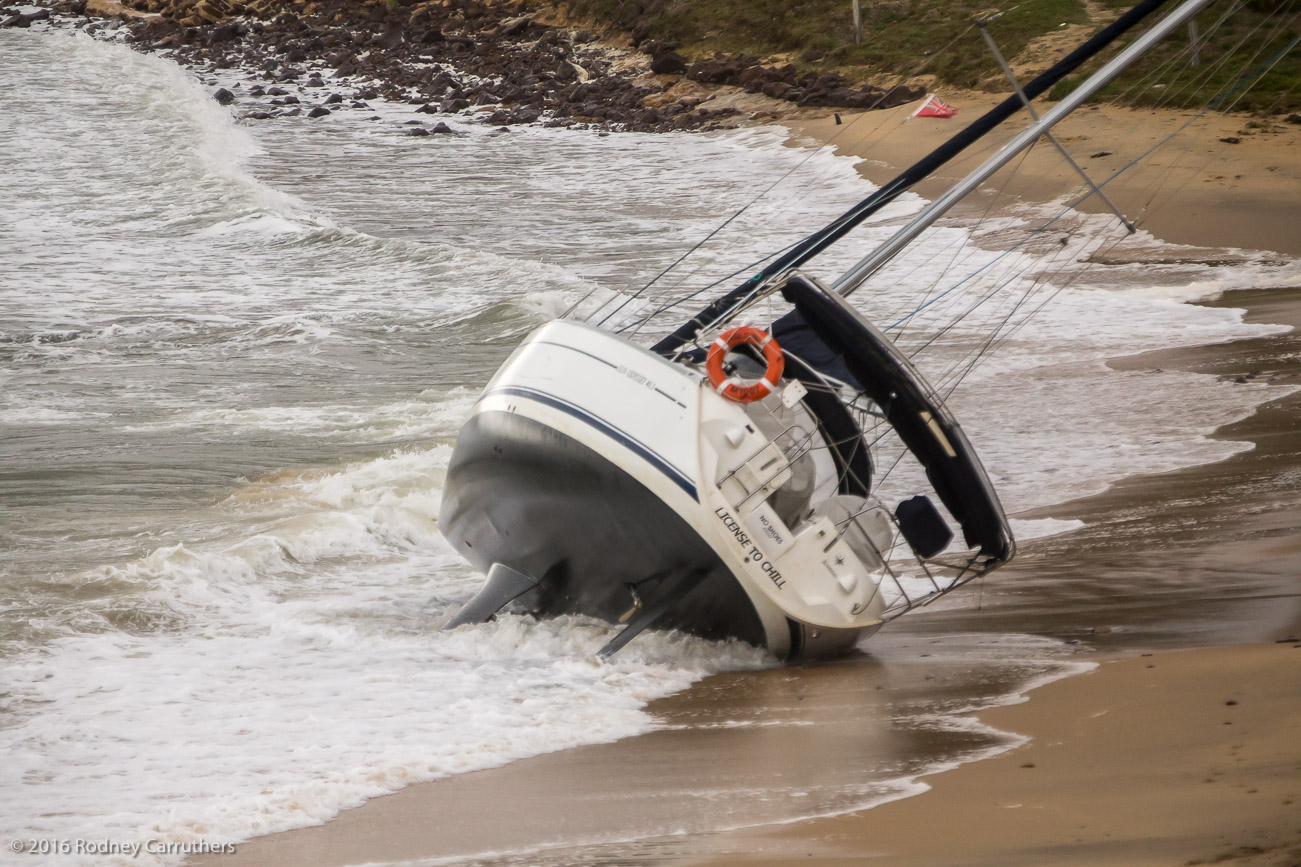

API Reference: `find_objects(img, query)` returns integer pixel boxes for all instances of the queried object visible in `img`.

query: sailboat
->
[438,0,1221,659]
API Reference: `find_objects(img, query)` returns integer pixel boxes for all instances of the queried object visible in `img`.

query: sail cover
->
[777,276,1013,561]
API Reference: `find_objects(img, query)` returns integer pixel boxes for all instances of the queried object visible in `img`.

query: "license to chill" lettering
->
[714,507,786,589]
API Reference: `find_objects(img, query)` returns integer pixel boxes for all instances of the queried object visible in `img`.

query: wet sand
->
[695,642,1301,867]
[192,639,1082,867]
[191,106,1301,866]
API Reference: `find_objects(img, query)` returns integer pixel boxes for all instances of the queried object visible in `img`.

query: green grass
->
[563,0,1301,112]
[1052,5,1301,113]
[570,0,1089,86]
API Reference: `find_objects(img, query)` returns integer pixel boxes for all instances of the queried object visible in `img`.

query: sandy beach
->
[187,100,1301,867]
[788,94,1301,257]
[694,643,1301,866]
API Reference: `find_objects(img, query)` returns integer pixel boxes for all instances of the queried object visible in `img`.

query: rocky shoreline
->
[3,0,923,133]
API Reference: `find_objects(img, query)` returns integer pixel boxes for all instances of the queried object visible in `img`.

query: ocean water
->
[2,24,1299,866]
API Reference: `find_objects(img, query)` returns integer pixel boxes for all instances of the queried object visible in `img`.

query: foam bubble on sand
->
[1010,517,1088,540]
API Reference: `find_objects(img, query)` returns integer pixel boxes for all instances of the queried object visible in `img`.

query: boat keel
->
[598,568,708,660]
[445,563,540,628]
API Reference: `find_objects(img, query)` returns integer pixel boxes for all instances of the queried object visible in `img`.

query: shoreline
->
[189,282,1301,867]
[170,31,1300,867]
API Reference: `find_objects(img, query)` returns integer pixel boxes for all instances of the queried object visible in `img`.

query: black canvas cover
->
[779,276,1012,561]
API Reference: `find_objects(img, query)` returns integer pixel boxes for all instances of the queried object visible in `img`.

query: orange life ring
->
[705,326,785,403]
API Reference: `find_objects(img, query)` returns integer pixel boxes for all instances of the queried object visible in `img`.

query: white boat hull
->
[440,321,892,658]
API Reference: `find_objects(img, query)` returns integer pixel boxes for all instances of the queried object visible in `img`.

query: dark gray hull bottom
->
[439,409,771,648]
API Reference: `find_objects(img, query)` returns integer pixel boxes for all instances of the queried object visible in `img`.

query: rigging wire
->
[598,21,990,333]
[882,10,1294,357]
[864,17,1300,492]
[694,0,1284,345]
[947,26,1301,389]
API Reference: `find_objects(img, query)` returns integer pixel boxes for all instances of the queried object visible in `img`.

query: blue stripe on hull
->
[484,385,698,501]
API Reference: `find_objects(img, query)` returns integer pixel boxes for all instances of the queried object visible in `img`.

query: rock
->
[639,40,676,56]
[882,84,925,107]
[372,21,403,50]
[431,121,454,133]
[267,86,289,96]
[191,0,230,24]
[650,50,688,75]
[629,21,652,47]
[1220,136,1241,144]
[428,71,459,95]
[324,92,343,104]
[688,58,743,85]
[408,126,431,136]
[207,21,240,43]
[1285,112,1301,124]
[415,103,438,113]
[498,14,530,37]
[306,105,331,118]
[244,110,272,119]
[761,81,792,99]
[212,87,235,105]
[1,13,30,27]
[439,97,469,112]
[83,0,154,19]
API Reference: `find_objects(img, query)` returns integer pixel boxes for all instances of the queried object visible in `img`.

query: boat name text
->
[714,507,785,588]
[616,365,657,393]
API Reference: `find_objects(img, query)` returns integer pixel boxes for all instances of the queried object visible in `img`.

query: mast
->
[831,0,1216,296]
[651,0,1177,355]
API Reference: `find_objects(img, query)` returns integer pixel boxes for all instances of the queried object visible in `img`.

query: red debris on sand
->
[912,94,959,118]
